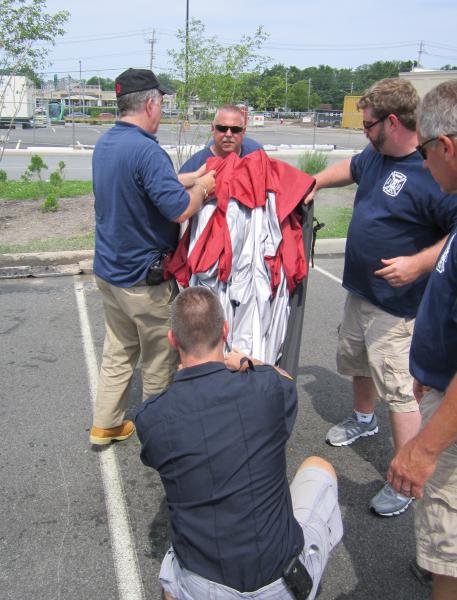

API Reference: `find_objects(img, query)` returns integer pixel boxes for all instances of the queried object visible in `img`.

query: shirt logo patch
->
[436,232,456,274]
[382,171,407,197]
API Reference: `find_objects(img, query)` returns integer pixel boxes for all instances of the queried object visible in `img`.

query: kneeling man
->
[135,287,343,599]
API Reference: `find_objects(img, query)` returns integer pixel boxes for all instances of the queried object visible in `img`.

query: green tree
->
[288,80,320,111]
[86,76,116,91]
[168,18,269,109]
[353,60,415,93]
[0,0,69,73]
[261,76,285,110]
[156,73,179,94]
[0,0,69,158]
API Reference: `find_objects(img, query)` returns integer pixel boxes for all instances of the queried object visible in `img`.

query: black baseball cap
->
[115,68,173,98]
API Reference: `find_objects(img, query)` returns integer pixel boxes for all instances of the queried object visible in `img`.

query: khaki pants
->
[94,276,178,429]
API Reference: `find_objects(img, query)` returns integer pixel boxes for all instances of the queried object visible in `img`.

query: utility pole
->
[417,40,424,69]
[307,78,311,111]
[148,29,157,70]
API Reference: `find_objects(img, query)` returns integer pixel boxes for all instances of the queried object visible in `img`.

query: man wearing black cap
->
[89,68,216,446]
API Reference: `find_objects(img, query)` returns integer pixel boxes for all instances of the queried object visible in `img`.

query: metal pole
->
[285,68,288,113]
[307,78,311,111]
[68,74,75,148]
[79,60,82,113]
[185,0,189,116]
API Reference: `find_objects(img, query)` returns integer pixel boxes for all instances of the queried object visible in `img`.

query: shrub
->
[22,154,48,182]
[39,192,60,213]
[297,151,328,175]
[49,171,63,187]
[0,169,7,182]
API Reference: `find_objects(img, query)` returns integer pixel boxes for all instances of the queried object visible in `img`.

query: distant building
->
[35,76,177,114]
[399,69,457,97]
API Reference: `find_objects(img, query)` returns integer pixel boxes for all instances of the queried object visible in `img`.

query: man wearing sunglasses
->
[388,80,457,600]
[304,78,457,518]
[179,104,263,173]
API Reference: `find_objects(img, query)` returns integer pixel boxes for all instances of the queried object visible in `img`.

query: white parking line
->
[73,277,145,600]
[314,264,343,285]
[16,139,21,149]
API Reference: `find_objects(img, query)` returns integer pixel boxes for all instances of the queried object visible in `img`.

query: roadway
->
[0,122,365,180]
[2,121,367,151]
[0,258,428,600]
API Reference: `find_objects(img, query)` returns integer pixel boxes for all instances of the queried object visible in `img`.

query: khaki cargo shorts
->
[336,293,417,413]
[415,388,457,577]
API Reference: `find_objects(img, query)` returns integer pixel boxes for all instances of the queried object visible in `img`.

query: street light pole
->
[184,0,189,118]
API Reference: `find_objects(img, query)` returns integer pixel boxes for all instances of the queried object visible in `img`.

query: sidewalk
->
[0,239,346,279]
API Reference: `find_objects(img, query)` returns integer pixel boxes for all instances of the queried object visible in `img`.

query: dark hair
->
[171,287,225,356]
[357,78,419,131]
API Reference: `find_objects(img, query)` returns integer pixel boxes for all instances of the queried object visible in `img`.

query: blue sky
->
[42,0,457,80]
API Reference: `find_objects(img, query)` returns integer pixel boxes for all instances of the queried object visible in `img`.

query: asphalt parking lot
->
[0,258,429,600]
[1,121,367,152]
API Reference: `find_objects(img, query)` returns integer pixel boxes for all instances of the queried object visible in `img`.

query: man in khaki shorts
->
[305,78,457,516]
[388,80,457,599]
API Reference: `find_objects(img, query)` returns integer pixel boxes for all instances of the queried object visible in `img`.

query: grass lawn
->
[314,205,352,238]
[0,180,92,200]
[0,232,95,255]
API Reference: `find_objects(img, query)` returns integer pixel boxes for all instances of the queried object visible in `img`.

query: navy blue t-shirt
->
[135,362,304,593]
[344,145,457,317]
[93,121,190,286]
[179,136,263,173]
[410,228,457,391]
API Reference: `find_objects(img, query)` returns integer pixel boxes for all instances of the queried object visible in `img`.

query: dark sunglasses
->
[362,114,388,130]
[416,132,457,159]
[214,124,243,134]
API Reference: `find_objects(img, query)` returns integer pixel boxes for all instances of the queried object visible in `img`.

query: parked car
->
[66,111,90,118]
[98,112,115,120]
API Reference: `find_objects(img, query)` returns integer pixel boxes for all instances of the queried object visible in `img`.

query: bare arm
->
[304,158,354,204]
[177,164,206,189]
[225,347,264,370]
[174,170,217,224]
[374,236,448,287]
[388,373,457,498]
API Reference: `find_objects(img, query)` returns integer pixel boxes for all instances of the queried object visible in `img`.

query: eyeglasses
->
[214,124,243,134]
[362,115,388,130]
[416,132,457,159]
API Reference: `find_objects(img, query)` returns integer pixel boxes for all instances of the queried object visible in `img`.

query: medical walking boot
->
[90,420,135,446]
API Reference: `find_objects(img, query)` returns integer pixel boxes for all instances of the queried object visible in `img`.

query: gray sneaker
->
[326,413,378,446]
[370,482,413,517]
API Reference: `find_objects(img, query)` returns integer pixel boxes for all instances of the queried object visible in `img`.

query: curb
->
[0,239,346,279]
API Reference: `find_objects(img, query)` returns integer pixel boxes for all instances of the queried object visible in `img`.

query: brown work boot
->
[89,420,135,446]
